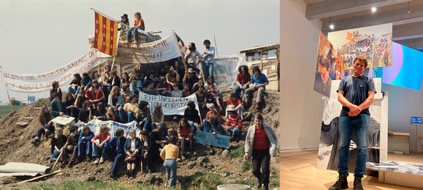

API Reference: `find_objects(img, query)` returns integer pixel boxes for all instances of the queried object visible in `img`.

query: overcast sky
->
[0,0,279,103]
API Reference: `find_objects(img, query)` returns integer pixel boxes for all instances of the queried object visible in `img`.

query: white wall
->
[280,0,323,150]
[383,83,423,152]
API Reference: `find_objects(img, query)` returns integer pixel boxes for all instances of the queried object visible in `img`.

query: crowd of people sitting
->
[32,34,271,186]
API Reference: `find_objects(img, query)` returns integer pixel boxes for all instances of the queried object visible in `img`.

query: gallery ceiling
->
[303,0,423,52]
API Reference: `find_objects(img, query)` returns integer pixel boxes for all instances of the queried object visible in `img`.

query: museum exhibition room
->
[281,0,423,189]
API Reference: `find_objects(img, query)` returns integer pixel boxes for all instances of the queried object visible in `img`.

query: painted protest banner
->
[0,49,107,92]
[138,91,199,116]
[328,23,392,68]
[75,119,140,138]
[116,32,181,64]
[195,131,230,149]
[213,55,243,88]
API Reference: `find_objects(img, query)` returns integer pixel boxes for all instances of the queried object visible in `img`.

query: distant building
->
[28,96,36,104]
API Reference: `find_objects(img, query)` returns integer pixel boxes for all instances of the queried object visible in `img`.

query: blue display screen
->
[411,117,422,125]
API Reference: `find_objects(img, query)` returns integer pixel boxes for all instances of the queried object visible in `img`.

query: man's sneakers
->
[99,156,105,164]
[94,158,100,164]
[329,175,348,190]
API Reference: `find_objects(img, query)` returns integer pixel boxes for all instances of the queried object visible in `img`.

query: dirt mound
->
[0,90,280,189]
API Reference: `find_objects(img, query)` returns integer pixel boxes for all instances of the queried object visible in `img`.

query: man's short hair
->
[203,39,211,45]
[52,81,59,88]
[255,113,264,122]
[252,66,261,74]
[115,128,124,137]
[353,57,368,68]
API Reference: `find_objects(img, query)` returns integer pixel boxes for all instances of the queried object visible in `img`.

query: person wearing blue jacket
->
[108,128,127,178]
[124,129,141,178]
[78,125,94,162]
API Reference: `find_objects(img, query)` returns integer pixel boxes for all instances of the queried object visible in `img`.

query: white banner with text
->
[76,119,140,138]
[138,91,199,116]
[0,49,107,92]
[116,32,182,64]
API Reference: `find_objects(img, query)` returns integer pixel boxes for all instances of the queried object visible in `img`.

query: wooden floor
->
[280,150,422,190]
[388,152,423,163]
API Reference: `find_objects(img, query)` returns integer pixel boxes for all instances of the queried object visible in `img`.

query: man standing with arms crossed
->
[329,57,376,190]
[201,39,215,81]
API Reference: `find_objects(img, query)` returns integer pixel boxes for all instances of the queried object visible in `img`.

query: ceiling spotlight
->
[371,7,377,13]
[328,17,334,30]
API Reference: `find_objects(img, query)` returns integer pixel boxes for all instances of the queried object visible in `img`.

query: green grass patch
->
[242,160,251,172]
[226,146,244,160]
[191,173,222,190]
[0,105,25,117]
[234,179,256,186]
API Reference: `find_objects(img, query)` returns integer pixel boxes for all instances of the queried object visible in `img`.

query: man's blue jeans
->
[338,114,369,177]
[119,110,136,123]
[234,83,247,99]
[127,27,139,42]
[92,143,108,158]
[78,141,92,158]
[203,62,214,80]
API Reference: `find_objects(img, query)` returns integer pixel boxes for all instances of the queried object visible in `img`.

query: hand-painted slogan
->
[195,131,230,149]
[138,92,199,116]
[0,49,107,92]
[76,119,140,138]
[116,32,181,63]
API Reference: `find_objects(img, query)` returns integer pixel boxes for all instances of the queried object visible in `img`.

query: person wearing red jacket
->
[91,125,111,164]
[85,80,104,108]
[224,105,242,141]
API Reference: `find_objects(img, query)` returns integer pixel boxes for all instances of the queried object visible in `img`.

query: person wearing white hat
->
[224,105,242,141]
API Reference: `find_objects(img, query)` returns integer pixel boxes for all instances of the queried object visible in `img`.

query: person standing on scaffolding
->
[126,12,145,44]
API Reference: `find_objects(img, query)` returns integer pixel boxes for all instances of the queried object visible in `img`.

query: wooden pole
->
[111,30,122,72]
[51,150,64,172]
[111,56,117,71]
[213,35,218,56]
[6,90,14,112]
[16,170,61,184]
[90,7,119,22]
